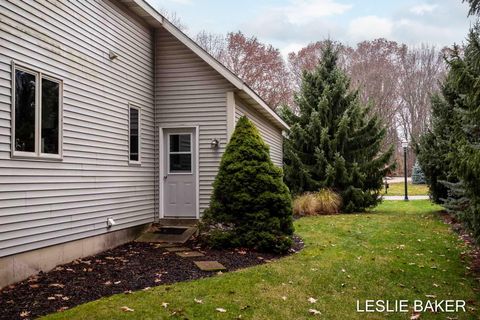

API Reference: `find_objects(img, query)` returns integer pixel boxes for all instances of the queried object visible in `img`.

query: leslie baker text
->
[356,300,466,313]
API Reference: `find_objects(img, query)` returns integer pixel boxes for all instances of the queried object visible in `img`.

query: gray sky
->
[148,0,476,55]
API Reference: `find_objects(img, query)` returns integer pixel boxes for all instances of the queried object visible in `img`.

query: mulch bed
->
[437,211,480,277]
[0,236,303,320]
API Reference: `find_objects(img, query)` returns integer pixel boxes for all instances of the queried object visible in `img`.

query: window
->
[168,134,192,173]
[12,63,62,158]
[129,105,140,163]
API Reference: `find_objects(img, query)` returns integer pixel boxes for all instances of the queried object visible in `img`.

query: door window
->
[169,134,192,173]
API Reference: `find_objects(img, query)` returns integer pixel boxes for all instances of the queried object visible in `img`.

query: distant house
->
[0,0,288,288]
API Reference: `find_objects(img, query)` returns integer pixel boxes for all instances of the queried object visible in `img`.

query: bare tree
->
[287,40,350,89]
[196,31,292,109]
[397,45,446,143]
[348,39,405,158]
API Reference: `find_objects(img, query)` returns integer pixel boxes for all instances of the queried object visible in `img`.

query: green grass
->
[383,182,430,196]
[42,201,479,320]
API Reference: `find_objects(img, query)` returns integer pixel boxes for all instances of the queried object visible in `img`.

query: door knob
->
[163,175,167,179]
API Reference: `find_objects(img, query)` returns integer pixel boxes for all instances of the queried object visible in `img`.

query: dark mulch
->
[0,236,303,320]
[437,211,480,276]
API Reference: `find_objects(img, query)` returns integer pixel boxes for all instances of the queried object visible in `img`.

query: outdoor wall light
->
[108,50,118,60]
[210,138,219,149]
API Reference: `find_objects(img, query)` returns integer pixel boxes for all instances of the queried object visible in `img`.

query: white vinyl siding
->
[0,0,155,257]
[235,99,284,167]
[155,27,235,214]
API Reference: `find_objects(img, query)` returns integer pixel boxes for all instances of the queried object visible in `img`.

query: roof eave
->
[127,0,289,131]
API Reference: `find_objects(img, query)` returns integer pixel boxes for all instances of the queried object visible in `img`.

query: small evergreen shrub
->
[293,189,341,216]
[411,160,426,184]
[201,116,294,253]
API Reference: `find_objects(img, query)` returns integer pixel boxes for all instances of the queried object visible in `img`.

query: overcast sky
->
[147,0,475,56]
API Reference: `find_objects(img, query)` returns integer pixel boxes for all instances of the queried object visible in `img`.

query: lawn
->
[42,201,479,320]
[383,182,429,196]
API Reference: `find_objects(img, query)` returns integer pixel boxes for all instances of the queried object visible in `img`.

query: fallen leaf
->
[114,281,121,285]
[104,281,112,285]
[29,284,40,288]
[47,296,56,300]
[49,283,65,288]
[308,309,321,315]
[121,306,134,312]
[124,290,132,294]
[194,298,203,304]
[19,311,30,318]
[308,297,317,304]
[161,302,169,308]
[62,296,70,301]
[425,294,436,298]
[142,287,151,291]
[433,283,439,287]
[411,313,421,320]
[57,307,69,312]
[281,296,287,301]
[216,308,227,313]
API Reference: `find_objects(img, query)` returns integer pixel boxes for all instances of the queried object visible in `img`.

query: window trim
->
[11,61,63,160]
[128,103,141,165]
[167,132,193,174]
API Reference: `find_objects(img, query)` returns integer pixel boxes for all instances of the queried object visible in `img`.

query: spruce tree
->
[450,25,480,239]
[416,70,461,203]
[202,116,294,253]
[281,42,394,213]
[411,160,426,184]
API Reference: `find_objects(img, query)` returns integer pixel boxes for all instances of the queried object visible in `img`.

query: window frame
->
[11,61,63,160]
[128,103,141,165]
[167,132,193,174]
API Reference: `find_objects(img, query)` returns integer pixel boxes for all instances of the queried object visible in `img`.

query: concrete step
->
[136,225,197,244]
[158,219,198,227]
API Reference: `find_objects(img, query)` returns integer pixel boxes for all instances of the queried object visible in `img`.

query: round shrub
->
[201,116,294,253]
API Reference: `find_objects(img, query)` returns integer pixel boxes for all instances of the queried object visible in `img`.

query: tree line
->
[194,32,446,174]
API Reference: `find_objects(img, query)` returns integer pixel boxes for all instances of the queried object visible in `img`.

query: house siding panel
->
[235,98,284,167]
[155,28,234,214]
[0,0,155,257]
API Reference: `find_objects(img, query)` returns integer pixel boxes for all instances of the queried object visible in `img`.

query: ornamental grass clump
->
[201,116,294,253]
[293,189,341,216]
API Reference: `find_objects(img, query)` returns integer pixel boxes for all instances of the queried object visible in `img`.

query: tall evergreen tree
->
[416,68,462,203]
[450,25,480,238]
[280,42,394,213]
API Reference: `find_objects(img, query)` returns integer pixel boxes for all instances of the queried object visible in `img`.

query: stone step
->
[176,251,205,258]
[164,246,191,252]
[194,261,226,271]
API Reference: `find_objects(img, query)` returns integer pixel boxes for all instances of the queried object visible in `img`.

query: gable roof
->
[118,0,289,130]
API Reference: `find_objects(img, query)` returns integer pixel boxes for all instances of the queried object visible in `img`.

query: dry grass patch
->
[293,189,341,216]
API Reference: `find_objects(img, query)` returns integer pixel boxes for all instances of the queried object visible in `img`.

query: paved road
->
[387,176,412,183]
[382,195,430,200]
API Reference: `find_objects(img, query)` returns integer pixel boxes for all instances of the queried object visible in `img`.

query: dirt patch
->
[0,236,303,320]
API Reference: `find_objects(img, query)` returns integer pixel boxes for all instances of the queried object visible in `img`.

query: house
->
[0,0,288,288]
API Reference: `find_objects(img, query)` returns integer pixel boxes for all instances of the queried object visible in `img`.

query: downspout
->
[153,28,159,223]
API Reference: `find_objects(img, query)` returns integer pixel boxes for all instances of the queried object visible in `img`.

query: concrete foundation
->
[0,224,149,289]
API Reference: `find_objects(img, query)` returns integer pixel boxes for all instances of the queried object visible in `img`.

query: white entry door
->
[162,128,197,218]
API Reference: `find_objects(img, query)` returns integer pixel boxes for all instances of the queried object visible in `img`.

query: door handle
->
[163,175,167,180]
